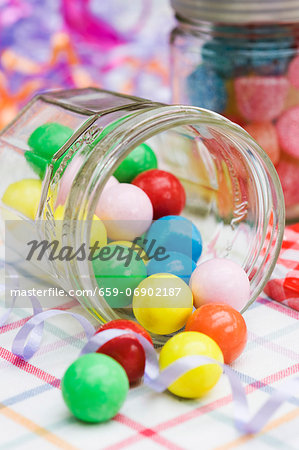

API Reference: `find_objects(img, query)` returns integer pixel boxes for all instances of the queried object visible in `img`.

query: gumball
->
[61,353,129,422]
[91,175,119,219]
[109,240,148,263]
[190,258,250,311]
[28,123,73,159]
[96,183,153,241]
[56,156,83,206]
[276,106,299,159]
[96,319,153,384]
[243,122,280,165]
[2,179,42,220]
[54,205,107,248]
[235,76,289,121]
[57,157,114,208]
[185,304,247,364]
[114,143,157,183]
[25,151,49,180]
[159,331,223,398]
[83,216,108,249]
[97,176,119,203]
[276,158,299,207]
[26,123,73,179]
[92,244,147,307]
[187,65,227,113]
[132,169,186,219]
[146,215,202,263]
[147,251,196,284]
[133,273,193,335]
[288,55,299,89]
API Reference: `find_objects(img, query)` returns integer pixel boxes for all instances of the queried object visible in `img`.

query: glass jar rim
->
[171,0,299,24]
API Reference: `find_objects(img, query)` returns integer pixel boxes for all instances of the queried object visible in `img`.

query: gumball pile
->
[61,302,248,422]
[187,31,299,213]
[2,122,251,422]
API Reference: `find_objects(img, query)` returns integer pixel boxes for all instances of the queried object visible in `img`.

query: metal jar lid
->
[171,0,299,24]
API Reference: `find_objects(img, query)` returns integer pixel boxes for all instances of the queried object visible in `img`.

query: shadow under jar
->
[0,88,284,345]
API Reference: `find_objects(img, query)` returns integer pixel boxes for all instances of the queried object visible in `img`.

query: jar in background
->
[170,0,299,221]
[0,88,284,344]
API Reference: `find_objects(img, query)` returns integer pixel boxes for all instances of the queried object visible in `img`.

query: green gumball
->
[92,244,147,307]
[28,123,73,159]
[61,353,129,423]
[113,143,157,183]
[24,151,48,179]
[26,123,73,179]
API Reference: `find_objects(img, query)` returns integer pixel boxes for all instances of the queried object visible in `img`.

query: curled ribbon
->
[10,313,299,435]
[12,309,95,360]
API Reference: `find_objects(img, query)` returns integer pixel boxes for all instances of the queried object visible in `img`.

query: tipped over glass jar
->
[0,88,284,344]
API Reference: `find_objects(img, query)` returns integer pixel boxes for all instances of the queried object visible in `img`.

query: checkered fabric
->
[0,288,299,449]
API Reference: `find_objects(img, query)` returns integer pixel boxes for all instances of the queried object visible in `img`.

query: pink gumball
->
[189,258,250,311]
[96,183,153,240]
[56,157,82,206]
[96,176,119,212]
[235,76,289,121]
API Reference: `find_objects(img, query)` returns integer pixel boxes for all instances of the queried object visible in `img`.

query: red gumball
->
[185,304,247,364]
[96,319,153,384]
[132,169,186,219]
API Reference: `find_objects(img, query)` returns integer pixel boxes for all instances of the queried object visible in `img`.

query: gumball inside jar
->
[0,88,284,345]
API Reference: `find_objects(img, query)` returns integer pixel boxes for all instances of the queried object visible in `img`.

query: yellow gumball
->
[90,216,107,248]
[109,240,148,263]
[2,179,42,220]
[54,206,107,247]
[159,331,224,398]
[133,273,193,335]
[53,205,65,221]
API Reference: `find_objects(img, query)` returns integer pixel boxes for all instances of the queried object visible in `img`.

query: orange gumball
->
[185,303,247,364]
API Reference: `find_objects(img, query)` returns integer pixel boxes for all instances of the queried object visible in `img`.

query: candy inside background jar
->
[171,22,299,221]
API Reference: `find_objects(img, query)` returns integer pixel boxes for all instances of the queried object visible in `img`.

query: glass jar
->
[0,88,284,344]
[170,0,299,221]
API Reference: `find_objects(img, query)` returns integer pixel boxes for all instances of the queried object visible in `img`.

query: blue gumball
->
[147,251,196,285]
[145,215,202,263]
[187,65,227,113]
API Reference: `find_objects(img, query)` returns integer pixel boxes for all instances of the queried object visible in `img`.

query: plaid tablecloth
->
[2,1,298,448]
[0,289,298,449]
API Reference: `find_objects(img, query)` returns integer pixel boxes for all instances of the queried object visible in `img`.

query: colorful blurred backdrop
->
[0,0,173,128]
